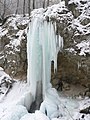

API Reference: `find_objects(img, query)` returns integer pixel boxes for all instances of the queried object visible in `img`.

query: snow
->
[66,40,90,56]
[0,67,12,84]
[69,0,89,5]
[0,68,33,111]
[8,18,18,30]
[0,67,4,71]
[31,1,72,21]
[16,18,29,26]
[76,40,90,56]
[0,72,32,112]
[5,15,29,30]
[0,105,28,120]
[20,113,35,120]
[35,110,50,120]
[0,29,8,37]
[0,78,90,120]
[20,111,49,120]
[5,28,27,52]
[66,48,77,55]
[69,0,90,36]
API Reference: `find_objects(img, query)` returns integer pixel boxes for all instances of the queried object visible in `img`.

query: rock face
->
[0,15,29,77]
[57,0,90,86]
[0,0,90,95]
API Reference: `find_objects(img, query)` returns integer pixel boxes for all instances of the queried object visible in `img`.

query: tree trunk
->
[47,0,49,7]
[15,0,19,14]
[2,0,6,19]
[28,0,31,16]
[43,0,45,8]
[23,0,25,16]
[33,0,35,9]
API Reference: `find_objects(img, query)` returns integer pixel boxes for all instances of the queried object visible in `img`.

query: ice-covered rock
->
[17,92,33,111]
[40,88,61,119]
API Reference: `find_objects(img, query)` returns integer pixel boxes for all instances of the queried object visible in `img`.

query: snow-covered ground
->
[0,68,90,120]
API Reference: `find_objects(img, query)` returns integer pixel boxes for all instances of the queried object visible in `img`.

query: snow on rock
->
[31,1,73,21]
[66,40,90,56]
[0,15,29,76]
[73,98,90,120]
[69,0,90,34]
[5,15,29,30]
[0,67,4,71]
[65,48,77,55]
[0,80,31,108]
[16,17,30,30]
[5,29,26,52]
[0,67,12,84]
[0,29,8,37]
[0,68,14,102]
[76,40,90,56]
[79,98,90,110]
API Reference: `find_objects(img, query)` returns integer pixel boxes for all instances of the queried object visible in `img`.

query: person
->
[56,79,63,91]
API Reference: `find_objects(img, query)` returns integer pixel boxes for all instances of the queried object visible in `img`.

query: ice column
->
[27,17,63,115]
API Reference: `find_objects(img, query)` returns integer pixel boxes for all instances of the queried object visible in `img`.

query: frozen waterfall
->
[27,17,63,118]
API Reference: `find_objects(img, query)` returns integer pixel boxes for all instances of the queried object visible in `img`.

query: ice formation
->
[27,17,63,118]
[1,105,28,120]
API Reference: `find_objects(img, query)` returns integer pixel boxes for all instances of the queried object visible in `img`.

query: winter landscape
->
[0,0,90,120]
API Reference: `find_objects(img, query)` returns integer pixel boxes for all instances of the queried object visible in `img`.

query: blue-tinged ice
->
[27,17,63,118]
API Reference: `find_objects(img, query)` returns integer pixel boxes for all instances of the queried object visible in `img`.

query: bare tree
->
[23,0,26,16]
[47,0,49,7]
[43,0,45,8]
[15,0,19,14]
[2,0,6,20]
[0,0,11,25]
[33,0,35,9]
[28,0,31,16]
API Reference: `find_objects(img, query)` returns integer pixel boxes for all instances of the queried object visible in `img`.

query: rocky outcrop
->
[0,15,29,77]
